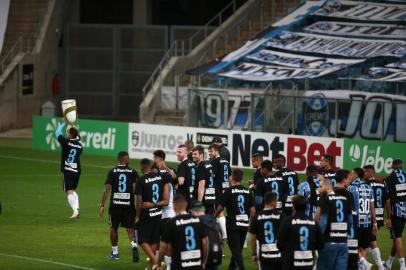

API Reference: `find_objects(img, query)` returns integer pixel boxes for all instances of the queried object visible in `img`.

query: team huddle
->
[55,124,406,270]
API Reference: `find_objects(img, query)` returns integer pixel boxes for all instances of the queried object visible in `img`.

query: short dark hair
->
[393,159,403,166]
[173,193,187,204]
[153,150,166,160]
[251,153,263,160]
[140,158,151,167]
[260,160,273,171]
[363,165,375,171]
[335,169,349,183]
[68,127,78,138]
[178,144,186,149]
[353,167,364,179]
[151,163,159,171]
[306,165,319,175]
[232,169,243,182]
[274,154,286,163]
[192,145,204,155]
[117,151,129,160]
[292,195,307,212]
[264,191,277,205]
[322,154,333,165]
[212,136,222,144]
[208,144,220,152]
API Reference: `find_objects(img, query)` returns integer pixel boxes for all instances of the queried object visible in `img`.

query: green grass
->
[0,138,404,270]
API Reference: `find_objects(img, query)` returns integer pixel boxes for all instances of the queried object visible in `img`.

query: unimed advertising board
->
[128,123,344,173]
[32,116,128,156]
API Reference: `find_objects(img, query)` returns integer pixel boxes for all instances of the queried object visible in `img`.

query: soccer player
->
[273,154,299,216]
[250,191,282,270]
[152,150,177,270]
[209,143,231,240]
[320,154,337,186]
[99,151,139,261]
[212,136,230,163]
[193,145,216,215]
[277,195,324,270]
[54,122,83,218]
[315,177,353,270]
[156,194,208,270]
[190,200,223,270]
[215,169,255,270]
[256,160,285,213]
[248,153,264,212]
[364,165,387,270]
[299,165,321,219]
[384,159,406,270]
[348,167,378,270]
[135,158,170,270]
[176,144,196,202]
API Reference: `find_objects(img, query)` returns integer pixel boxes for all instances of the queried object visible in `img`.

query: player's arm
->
[250,233,258,263]
[160,162,176,179]
[178,176,185,186]
[254,180,264,206]
[201,237,208,267]
[54,122,65,137]
[99,184,111,218]
[314,206,322,223]
[276,218,288,251]
[198,180,205,202]
[157,183,170,207]
[135,195,142,223]
[385,198,392,228]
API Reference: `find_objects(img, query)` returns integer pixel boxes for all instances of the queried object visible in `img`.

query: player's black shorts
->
[205,204,215,215]
[357,226,372,249]
[109,207,135,229]
[347,259,358,270]
[137,217,161,245]
[260,261,282,270]
[160,217,171,238]
[63,173,80,191]
[391,215,406,239]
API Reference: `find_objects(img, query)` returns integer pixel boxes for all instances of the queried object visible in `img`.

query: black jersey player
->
[54,122,83,218]
[176,144,196,202]
[99,151,139,261]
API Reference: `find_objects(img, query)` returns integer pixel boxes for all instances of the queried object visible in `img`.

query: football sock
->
[164,256,172,270]
[131,241,137,248]
[67,194,77,213]
[218,216,227,239]
[386,256,396,268]
[73,191,79,210]
[399,258,405,269]
[372,248,384,270]
[360,257,370,268]
[112,246,118,255]
[366,247,372,255]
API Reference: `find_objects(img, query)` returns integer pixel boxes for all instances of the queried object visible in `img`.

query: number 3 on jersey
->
[152,183,159,203]
[299,226,309,251]
[185,226,196,250]
[67,149,77,163]
[237,195,245,214]
[118,174,127,192]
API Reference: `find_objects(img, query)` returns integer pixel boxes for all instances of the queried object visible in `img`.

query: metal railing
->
[0,0,50,76]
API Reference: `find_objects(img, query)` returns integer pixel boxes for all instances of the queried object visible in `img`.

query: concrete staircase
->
[0,0,47,58]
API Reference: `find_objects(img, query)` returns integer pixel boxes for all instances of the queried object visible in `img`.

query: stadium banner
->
[344,139,406,176]
[339,68,406,82]
[314,1,406,22]
[305,21,406,39]
[32,116,128,156]
[299,91,406,142]
[219,62,340,81]
[128,122,344,173]
[246,49,364,68]
[266,32,406,58]
[386,61,406,69]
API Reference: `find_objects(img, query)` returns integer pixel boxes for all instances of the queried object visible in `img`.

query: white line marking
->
[0,253,101,270]
[0,155,111,169]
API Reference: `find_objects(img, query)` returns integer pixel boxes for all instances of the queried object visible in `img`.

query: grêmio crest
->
[304,94,329,136]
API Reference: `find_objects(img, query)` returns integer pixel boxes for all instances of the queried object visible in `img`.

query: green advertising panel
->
[344,139,406,176]
[32,116,128,156]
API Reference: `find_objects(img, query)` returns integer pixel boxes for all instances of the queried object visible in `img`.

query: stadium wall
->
[32,115,405,176]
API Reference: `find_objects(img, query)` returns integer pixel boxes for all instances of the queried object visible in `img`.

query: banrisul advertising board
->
[32,116,128,156]
[344,139,405,176]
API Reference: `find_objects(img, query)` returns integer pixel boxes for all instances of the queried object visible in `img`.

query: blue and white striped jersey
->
[299,176,320,219]
[348,178,375,228]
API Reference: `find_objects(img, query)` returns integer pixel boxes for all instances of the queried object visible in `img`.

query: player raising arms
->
[54,122,83,218]
[273,154,299,216]
[99,151,139,261]
[384,159,406,270]
[135,158,170,270]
